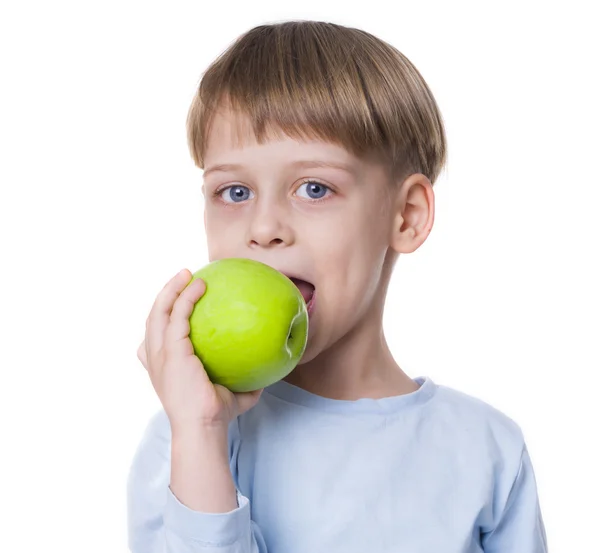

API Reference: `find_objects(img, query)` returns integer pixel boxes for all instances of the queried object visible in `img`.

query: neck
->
[284,276,418,400]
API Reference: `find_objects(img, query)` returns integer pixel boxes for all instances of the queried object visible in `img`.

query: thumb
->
[235,388,264,415]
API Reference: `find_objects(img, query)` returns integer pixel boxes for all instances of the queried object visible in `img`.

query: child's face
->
[201,106,399,363]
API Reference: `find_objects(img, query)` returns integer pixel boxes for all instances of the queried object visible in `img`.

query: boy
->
[127,20,547,552]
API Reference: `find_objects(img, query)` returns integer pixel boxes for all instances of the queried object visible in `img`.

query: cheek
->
[204,209,240,259]
[319,238,386,307]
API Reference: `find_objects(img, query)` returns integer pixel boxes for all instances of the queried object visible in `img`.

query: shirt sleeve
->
[481,444,548,553]
[127,410,268,553]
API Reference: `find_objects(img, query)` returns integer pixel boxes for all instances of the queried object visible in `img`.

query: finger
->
[165,278,206,351]
[235,389,264,414]
[146,269,193,356]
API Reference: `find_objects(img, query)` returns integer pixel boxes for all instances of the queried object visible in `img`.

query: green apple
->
[187,258,309,392]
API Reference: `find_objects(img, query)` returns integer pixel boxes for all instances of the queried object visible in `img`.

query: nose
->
[247,201,294,249]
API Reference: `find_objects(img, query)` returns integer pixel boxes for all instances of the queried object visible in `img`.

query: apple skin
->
[187,258,309,392]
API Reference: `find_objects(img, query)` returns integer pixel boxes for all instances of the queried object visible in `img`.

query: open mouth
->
[289,277,316,314]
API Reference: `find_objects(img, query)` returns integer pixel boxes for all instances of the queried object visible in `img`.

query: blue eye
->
[296,181,331,200]
[220,185,254,203]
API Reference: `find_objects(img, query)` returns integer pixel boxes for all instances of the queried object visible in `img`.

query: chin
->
[296,326,334,366]
[296,339,322,366]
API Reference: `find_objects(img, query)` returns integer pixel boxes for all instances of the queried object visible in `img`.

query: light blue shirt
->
[127,377,547,552]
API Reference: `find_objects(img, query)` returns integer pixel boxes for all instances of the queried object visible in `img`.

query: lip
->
[279,271,315,289]
[279,270,312,284]
[279,271,316,316]
[306,289,316,317]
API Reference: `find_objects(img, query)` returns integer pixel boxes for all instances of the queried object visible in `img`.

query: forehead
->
[203,105,364,171]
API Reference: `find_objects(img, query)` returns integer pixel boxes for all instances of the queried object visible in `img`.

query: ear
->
[389,173,435,254]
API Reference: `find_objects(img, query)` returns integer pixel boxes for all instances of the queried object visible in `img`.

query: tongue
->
[291,279,315,303]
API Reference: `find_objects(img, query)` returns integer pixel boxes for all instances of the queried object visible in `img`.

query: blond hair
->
[186,20,447,184]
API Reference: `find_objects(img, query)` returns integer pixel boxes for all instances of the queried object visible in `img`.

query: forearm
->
[170,423,238,513]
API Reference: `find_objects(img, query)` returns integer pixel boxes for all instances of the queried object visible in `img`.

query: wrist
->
[169,419,237,513]
[166,405,232,432]
[171,420,229,442]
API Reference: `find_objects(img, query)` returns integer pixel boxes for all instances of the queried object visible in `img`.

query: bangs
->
[186,21,446,183]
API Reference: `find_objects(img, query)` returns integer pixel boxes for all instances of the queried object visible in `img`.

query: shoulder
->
[144,408,172,441]
[433,383,523,431]
[428,381,525,458]
[127,410,172,520]
[127,410,172,484]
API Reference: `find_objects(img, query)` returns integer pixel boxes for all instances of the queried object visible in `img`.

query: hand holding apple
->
[138,268,263,430]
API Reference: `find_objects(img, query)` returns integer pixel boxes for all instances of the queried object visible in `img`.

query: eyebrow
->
[202,159,357,178]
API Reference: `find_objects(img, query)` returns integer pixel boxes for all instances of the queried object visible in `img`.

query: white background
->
[1,1,598,551]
